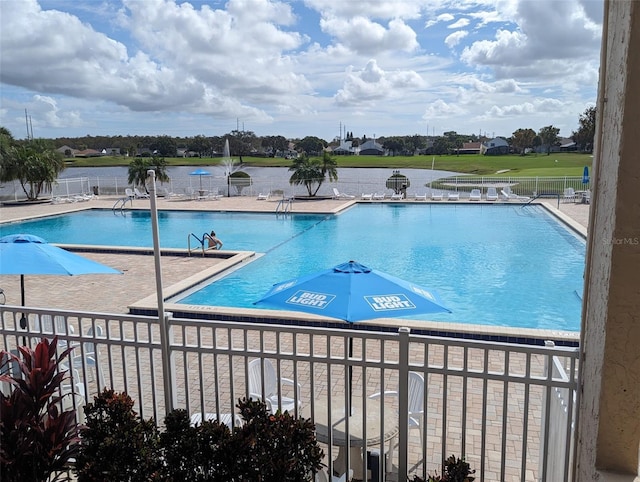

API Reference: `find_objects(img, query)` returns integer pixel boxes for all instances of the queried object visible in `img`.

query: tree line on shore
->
[2,107,595,160]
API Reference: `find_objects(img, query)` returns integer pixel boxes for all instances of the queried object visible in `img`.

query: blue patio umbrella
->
[189,168,211,191]
[582,166,590,184]
[254,260,450,322]
[254,260,450,407]
[0,234,122,340]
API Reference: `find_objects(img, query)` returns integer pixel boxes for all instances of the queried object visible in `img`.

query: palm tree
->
[127,155,170,192]
[0,137,64,200]
[288,152,338,197]
[288,154,323,196]
[320,151,338,185]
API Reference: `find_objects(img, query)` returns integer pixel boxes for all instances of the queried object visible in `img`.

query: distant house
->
[136,148,153,157]
[103,147,121,156]
[458,142,482,155]
[74,149,102,158]
[56,145,75,157]
[332,140,357,155]
[483,137,510,155]
[559,138,577,152]
[358,139,384,156]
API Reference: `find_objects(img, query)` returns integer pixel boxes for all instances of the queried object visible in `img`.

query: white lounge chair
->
[431,191,443,201]
[125,188,135,199]
[248,359,302,414]
[373,192,386,200]
[361,193,373,200]
[332,187,355,199]
[486,187,499,201]
[257,192,270,200]
[469,189,481,201]
[447,192,460,201]
[414,193,427,201]
[134,187,150,199]
[501,187,530,202]
[390,192,404,200]
[206,189,223,200]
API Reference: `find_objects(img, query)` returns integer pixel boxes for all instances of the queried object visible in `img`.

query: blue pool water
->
[0,205,585,331]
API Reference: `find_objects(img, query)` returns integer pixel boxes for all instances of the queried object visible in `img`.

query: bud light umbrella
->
[0,234,122,342]
[189,168,211,191]
[254,260,451,406]
[254,260,450,322]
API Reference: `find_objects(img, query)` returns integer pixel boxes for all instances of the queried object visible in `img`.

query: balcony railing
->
[0,305,579,481]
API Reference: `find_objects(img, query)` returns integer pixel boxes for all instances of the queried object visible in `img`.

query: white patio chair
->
[486,187,499,201]
[469,189,481,201]
[190,411,243,429]
[248,358,302,414]
[563,187,576,202]
[369,371,425,459]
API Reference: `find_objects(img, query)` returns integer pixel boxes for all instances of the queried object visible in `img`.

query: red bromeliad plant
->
[0,338,81,482]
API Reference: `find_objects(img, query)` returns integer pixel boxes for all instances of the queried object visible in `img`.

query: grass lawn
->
[65,152,593,177]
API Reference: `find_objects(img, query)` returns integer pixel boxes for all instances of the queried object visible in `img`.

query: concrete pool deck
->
[0,195,589,344]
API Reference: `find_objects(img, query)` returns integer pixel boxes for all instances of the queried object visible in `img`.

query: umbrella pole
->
[148,170,174,413]
[20,274,27,346]
[348,336,353,412]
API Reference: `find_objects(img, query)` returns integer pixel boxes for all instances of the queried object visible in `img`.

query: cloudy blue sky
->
[0,0,603,142]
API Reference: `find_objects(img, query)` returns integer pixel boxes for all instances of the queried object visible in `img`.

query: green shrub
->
[75,394,324,482]
[74,389,161,482]
[160,408,236,481]
[0,338,81,482]
[411,454,475,482]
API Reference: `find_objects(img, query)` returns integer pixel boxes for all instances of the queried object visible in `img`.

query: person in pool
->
[207,230,223,250]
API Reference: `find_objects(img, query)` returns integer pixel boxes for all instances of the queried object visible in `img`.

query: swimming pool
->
[0,205,585,331]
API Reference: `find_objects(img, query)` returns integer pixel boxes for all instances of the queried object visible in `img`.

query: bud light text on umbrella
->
[286,291,335,309]
[365,294,416,311]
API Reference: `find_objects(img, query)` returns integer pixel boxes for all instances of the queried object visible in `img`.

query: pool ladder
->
[187,232,215,256]
[112,196,132,213]
[275,196,293,214]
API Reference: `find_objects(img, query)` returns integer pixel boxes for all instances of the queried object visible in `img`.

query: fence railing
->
[0,305,579,481]
[1,175,589,202]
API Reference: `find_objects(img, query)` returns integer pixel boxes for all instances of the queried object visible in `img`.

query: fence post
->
[398,327,410,480]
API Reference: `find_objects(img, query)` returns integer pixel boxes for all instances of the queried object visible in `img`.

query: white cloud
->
[422,99,465,118]
[448,18,470,29]
[445,30,469,48]
[319,16,418,55]
[482,97,566,118]
[460,0,601,76]
[425,12,454,28]
[334,59,424,106]
[304,0,426,20]
[31,95,84,129]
